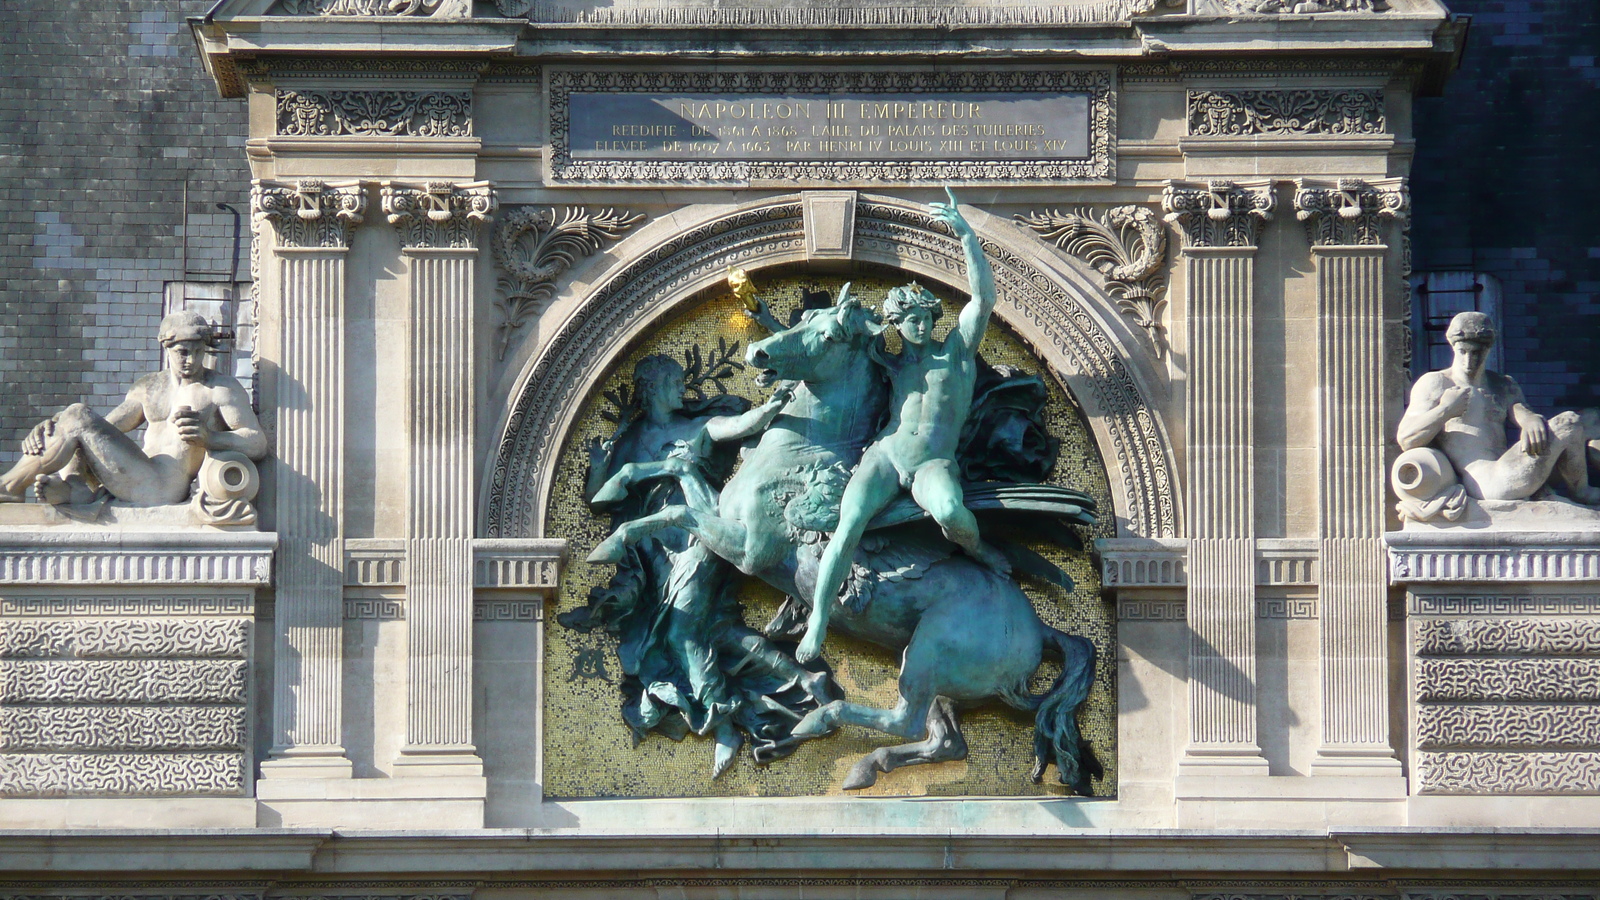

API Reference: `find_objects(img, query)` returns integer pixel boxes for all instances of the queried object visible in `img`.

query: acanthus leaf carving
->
[381,181,497,250]
[1016,205,1169,356]
[251,179,367,250]
[1188,89,1386,137]
[491,206,646,359]
[1293,177,1408,246]
[276,89,472,138]
[1161,180,1276,248]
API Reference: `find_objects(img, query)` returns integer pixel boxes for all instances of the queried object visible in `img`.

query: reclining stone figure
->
[1395,310,1600,522]
[0,311,267,515]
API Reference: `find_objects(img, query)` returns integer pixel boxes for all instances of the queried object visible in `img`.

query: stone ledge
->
[0,827,1599,874]
[0,532,276,587]
[1098,538,1319,591]
[1385,531,1600,584]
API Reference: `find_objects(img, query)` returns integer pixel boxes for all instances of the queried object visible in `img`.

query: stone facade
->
[4,0,1600,895]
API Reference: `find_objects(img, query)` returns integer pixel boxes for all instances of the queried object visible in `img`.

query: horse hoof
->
[842,759,880,790]
[791,708,833,739]
[592,480,628,505]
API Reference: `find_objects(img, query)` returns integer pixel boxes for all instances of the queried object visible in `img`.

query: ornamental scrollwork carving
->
[1016,206,1169,355]
[491,206,646,359]
[1293,178,1408,246]
[276,90,472,138]
[1198,0,1388,15]
[275,0,445,15]
[1161,180,1275,248]
[381,181,496,250]
[251,179,367,250]
[1187,89,1386,137]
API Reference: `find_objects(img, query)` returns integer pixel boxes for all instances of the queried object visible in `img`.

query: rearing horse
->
[588,289,1099,792]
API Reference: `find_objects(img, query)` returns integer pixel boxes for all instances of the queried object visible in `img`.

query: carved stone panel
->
[1410,589,1600,794]
[0,589,254,797]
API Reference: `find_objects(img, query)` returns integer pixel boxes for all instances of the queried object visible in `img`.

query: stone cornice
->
[0,532,276,586]
[0,828,1599,875]
[1386,531,1600,584]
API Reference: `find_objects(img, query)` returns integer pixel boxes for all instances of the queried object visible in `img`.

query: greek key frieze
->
[1415,618,1600,657]
[1116,599,1186,621]
[0,751,244,797]
[1410,594,1600,617]
[1256,597,1318,619]
[1417,750,1600,794]
[0,594,253,617]
[344,598,405,620]
[0,619,248,659]
[0,659,247,704]
[474,600,542,621]
[0,706,246,751]
[1187,89,1386,137]
[1415,657,1600,703]
[1416,703,1600,750]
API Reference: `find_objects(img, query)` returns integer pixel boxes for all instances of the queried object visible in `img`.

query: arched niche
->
[481,193,1180,540]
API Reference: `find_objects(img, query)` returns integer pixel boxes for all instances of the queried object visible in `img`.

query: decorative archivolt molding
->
[1294,178,1408,246]
[1161,180,1275,248]
[483,195,1179,540]
[1016,206,1169,356]
[1188,88,1387,137]
[275,90,472,138]
[491,206,646,359]
[252,179,367,250]
[381,181,496,250]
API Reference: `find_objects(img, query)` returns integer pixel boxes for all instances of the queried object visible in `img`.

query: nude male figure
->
[0,310,267,506]
[800,189,1010,664]
[1398,310,1600,505]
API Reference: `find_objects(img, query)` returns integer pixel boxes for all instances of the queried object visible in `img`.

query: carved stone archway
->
[482,193,1180,539]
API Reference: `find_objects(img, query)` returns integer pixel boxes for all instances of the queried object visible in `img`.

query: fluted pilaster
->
[252,179,366,776]
[1164,180,1273,774]
[1297,178,1406,775]
[382,181,495,775]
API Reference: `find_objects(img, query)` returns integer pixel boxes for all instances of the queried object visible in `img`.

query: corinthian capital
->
[1293,177,1408,246]
[1161,179,1276,248]
[251,179,367,249]
[381,181,497,250]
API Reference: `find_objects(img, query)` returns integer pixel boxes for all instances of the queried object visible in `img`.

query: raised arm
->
[1397,372,1468,451]
[930,188,996,354]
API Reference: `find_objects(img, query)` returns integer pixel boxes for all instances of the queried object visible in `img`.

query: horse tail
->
[1028,627,1098,796]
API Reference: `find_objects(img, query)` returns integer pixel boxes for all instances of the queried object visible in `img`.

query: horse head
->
[746,283,883,388]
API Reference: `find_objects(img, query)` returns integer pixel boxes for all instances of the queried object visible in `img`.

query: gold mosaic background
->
[543,273,1118,799]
